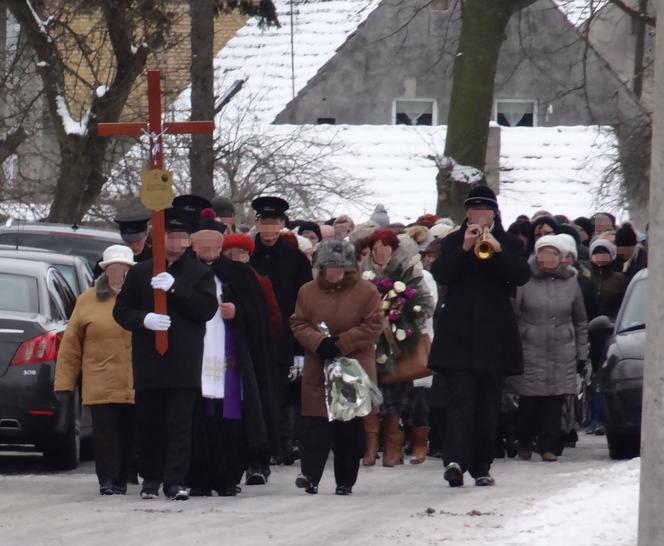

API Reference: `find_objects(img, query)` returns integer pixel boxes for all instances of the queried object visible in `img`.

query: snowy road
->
[0,435,637,546]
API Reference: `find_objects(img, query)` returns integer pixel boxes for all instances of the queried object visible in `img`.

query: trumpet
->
[474,227,495,260]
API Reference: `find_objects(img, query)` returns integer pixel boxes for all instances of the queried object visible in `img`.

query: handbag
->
[380,334,432,384]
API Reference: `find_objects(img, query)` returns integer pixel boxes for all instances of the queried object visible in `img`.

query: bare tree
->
[5,0,174,223]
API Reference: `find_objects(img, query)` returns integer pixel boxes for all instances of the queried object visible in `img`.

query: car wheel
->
[43,391,81,470]
[606,430,640,460]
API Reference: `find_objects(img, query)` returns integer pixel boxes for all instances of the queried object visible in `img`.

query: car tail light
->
[11,331,62,365]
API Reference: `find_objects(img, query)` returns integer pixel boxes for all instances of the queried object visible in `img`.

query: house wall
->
[275,0,645,128]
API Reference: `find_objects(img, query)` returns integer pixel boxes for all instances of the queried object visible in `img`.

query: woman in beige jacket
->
[54,245,135,495]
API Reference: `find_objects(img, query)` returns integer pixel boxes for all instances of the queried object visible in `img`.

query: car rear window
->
[0,273,39,313]
[0,232,115,267]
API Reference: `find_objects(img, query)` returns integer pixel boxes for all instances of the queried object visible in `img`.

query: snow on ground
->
[0,436,638,545]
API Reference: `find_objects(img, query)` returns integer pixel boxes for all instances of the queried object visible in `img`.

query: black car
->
[0,222,121,270]
[0,248,93,295]
[590,268,647,460]
[0,258,92,469]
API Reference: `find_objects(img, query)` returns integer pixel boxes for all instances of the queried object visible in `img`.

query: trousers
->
[300,416,365,487]
[90,403,135,486]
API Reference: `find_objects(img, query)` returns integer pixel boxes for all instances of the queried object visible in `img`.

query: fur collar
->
[95,273,118,301]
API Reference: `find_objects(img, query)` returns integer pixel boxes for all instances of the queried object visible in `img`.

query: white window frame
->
[494,99,538,127]
[392,98,438,126]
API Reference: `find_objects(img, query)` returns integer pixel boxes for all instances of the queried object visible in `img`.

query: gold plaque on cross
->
[140,169,174,211]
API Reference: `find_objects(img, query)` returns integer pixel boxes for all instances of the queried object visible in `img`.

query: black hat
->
[172,194,213,217]
[252,196,289,219]
[296,221,322,242]
[114,210,151,242]
[211,196,235,218]
[164,207,193,234]
[573,216,593,239]
[464,185,498,210]
[195,211,227,235]
[615,223,637,247]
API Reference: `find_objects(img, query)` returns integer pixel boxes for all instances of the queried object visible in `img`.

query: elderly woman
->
[290,239,383,495]
[54,245,136,495]
[512,235,588,462]
[360,229,434,467]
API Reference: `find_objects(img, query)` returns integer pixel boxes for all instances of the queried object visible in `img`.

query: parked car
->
[0,247,93,295]
[589,268,647,460]
[0,258,92,469]
[0,222,121,270]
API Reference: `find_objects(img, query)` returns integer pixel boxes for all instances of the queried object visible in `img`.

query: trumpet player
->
[428,184,531,488]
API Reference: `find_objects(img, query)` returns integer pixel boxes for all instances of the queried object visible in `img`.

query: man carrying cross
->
[113,207,217,500]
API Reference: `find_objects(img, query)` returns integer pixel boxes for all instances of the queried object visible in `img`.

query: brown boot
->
[409,426,430,464]
[362,411,380,466]
[382,414,404,467]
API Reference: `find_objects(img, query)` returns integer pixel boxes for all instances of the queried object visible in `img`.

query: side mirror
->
[588,315,614,336]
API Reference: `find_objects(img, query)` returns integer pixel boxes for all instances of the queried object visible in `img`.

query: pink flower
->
[395,297,406,307]
[381,278,394,290]
[406,328,414,337]
[388,310,401,322]
[404,287,417,299]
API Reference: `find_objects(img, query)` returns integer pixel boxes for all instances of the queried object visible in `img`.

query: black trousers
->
[428,407,447,453]
[517,395,565,454]
[300,416,365,487]
[188,397,245,492]
[90,404,135,486]
[411,387,430,427]
[135,388,197,487]
[442,370,504,478]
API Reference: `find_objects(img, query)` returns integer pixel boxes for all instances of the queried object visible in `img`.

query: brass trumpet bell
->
[474,227,494,260]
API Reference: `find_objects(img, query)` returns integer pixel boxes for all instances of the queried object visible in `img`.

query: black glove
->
[316,337,341,361]
[53,390,74,436]
[577,360,586,374]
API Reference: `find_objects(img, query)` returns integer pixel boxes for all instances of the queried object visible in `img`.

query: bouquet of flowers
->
[362,265,432,375]
[319,322,383,422]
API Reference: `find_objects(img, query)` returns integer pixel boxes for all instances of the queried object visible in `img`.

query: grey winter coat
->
[511,257,588,397]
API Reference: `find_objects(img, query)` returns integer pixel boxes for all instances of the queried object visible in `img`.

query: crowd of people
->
[52,183,647,499]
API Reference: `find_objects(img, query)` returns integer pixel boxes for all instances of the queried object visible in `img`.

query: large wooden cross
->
[98,70,214,355]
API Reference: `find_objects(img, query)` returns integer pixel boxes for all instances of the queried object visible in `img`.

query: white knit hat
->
[535,234,565,255]
[99,244,136,269]
[555,234,578,260]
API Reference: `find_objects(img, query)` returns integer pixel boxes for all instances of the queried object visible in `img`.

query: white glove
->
[143,312,171,331]
[151,272,175,292]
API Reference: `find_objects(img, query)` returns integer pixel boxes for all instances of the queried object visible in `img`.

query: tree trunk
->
[189,0,215,199]
[438,0,530,221]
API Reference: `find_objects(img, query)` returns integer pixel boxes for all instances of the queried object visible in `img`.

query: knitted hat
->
[464,186,498,210]
[535,234,565,255]
[314,239,356,271]
[370,204,390,227]
[211,196,235,217]
[555,234,578,260]
[222,233,255,255]
[573,217,594,239]
[590,239,617,260]
[615,224,638,247]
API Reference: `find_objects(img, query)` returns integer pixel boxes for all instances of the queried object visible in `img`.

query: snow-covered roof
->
[170,0,380,125]
[260,124,621,225]
[554,0,609,26]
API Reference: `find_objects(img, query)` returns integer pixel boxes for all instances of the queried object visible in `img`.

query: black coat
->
[113,251,217,390]
[428,221,531,376]
[250,236,312,365]
[210,256,280,453]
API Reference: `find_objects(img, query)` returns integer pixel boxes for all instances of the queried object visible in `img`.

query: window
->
[0,273,38,313]
[394,99,437,126]
[495,100,536,127]
[317,117,336,125]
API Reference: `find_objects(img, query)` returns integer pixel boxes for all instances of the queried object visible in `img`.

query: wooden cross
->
[98,70,214,355]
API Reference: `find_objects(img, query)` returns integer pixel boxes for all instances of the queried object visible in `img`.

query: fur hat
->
[590,239,617,260]
[367,229,400,250]
[314,239,356,271]
[430,222,455,240]
[296,221,322,242]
